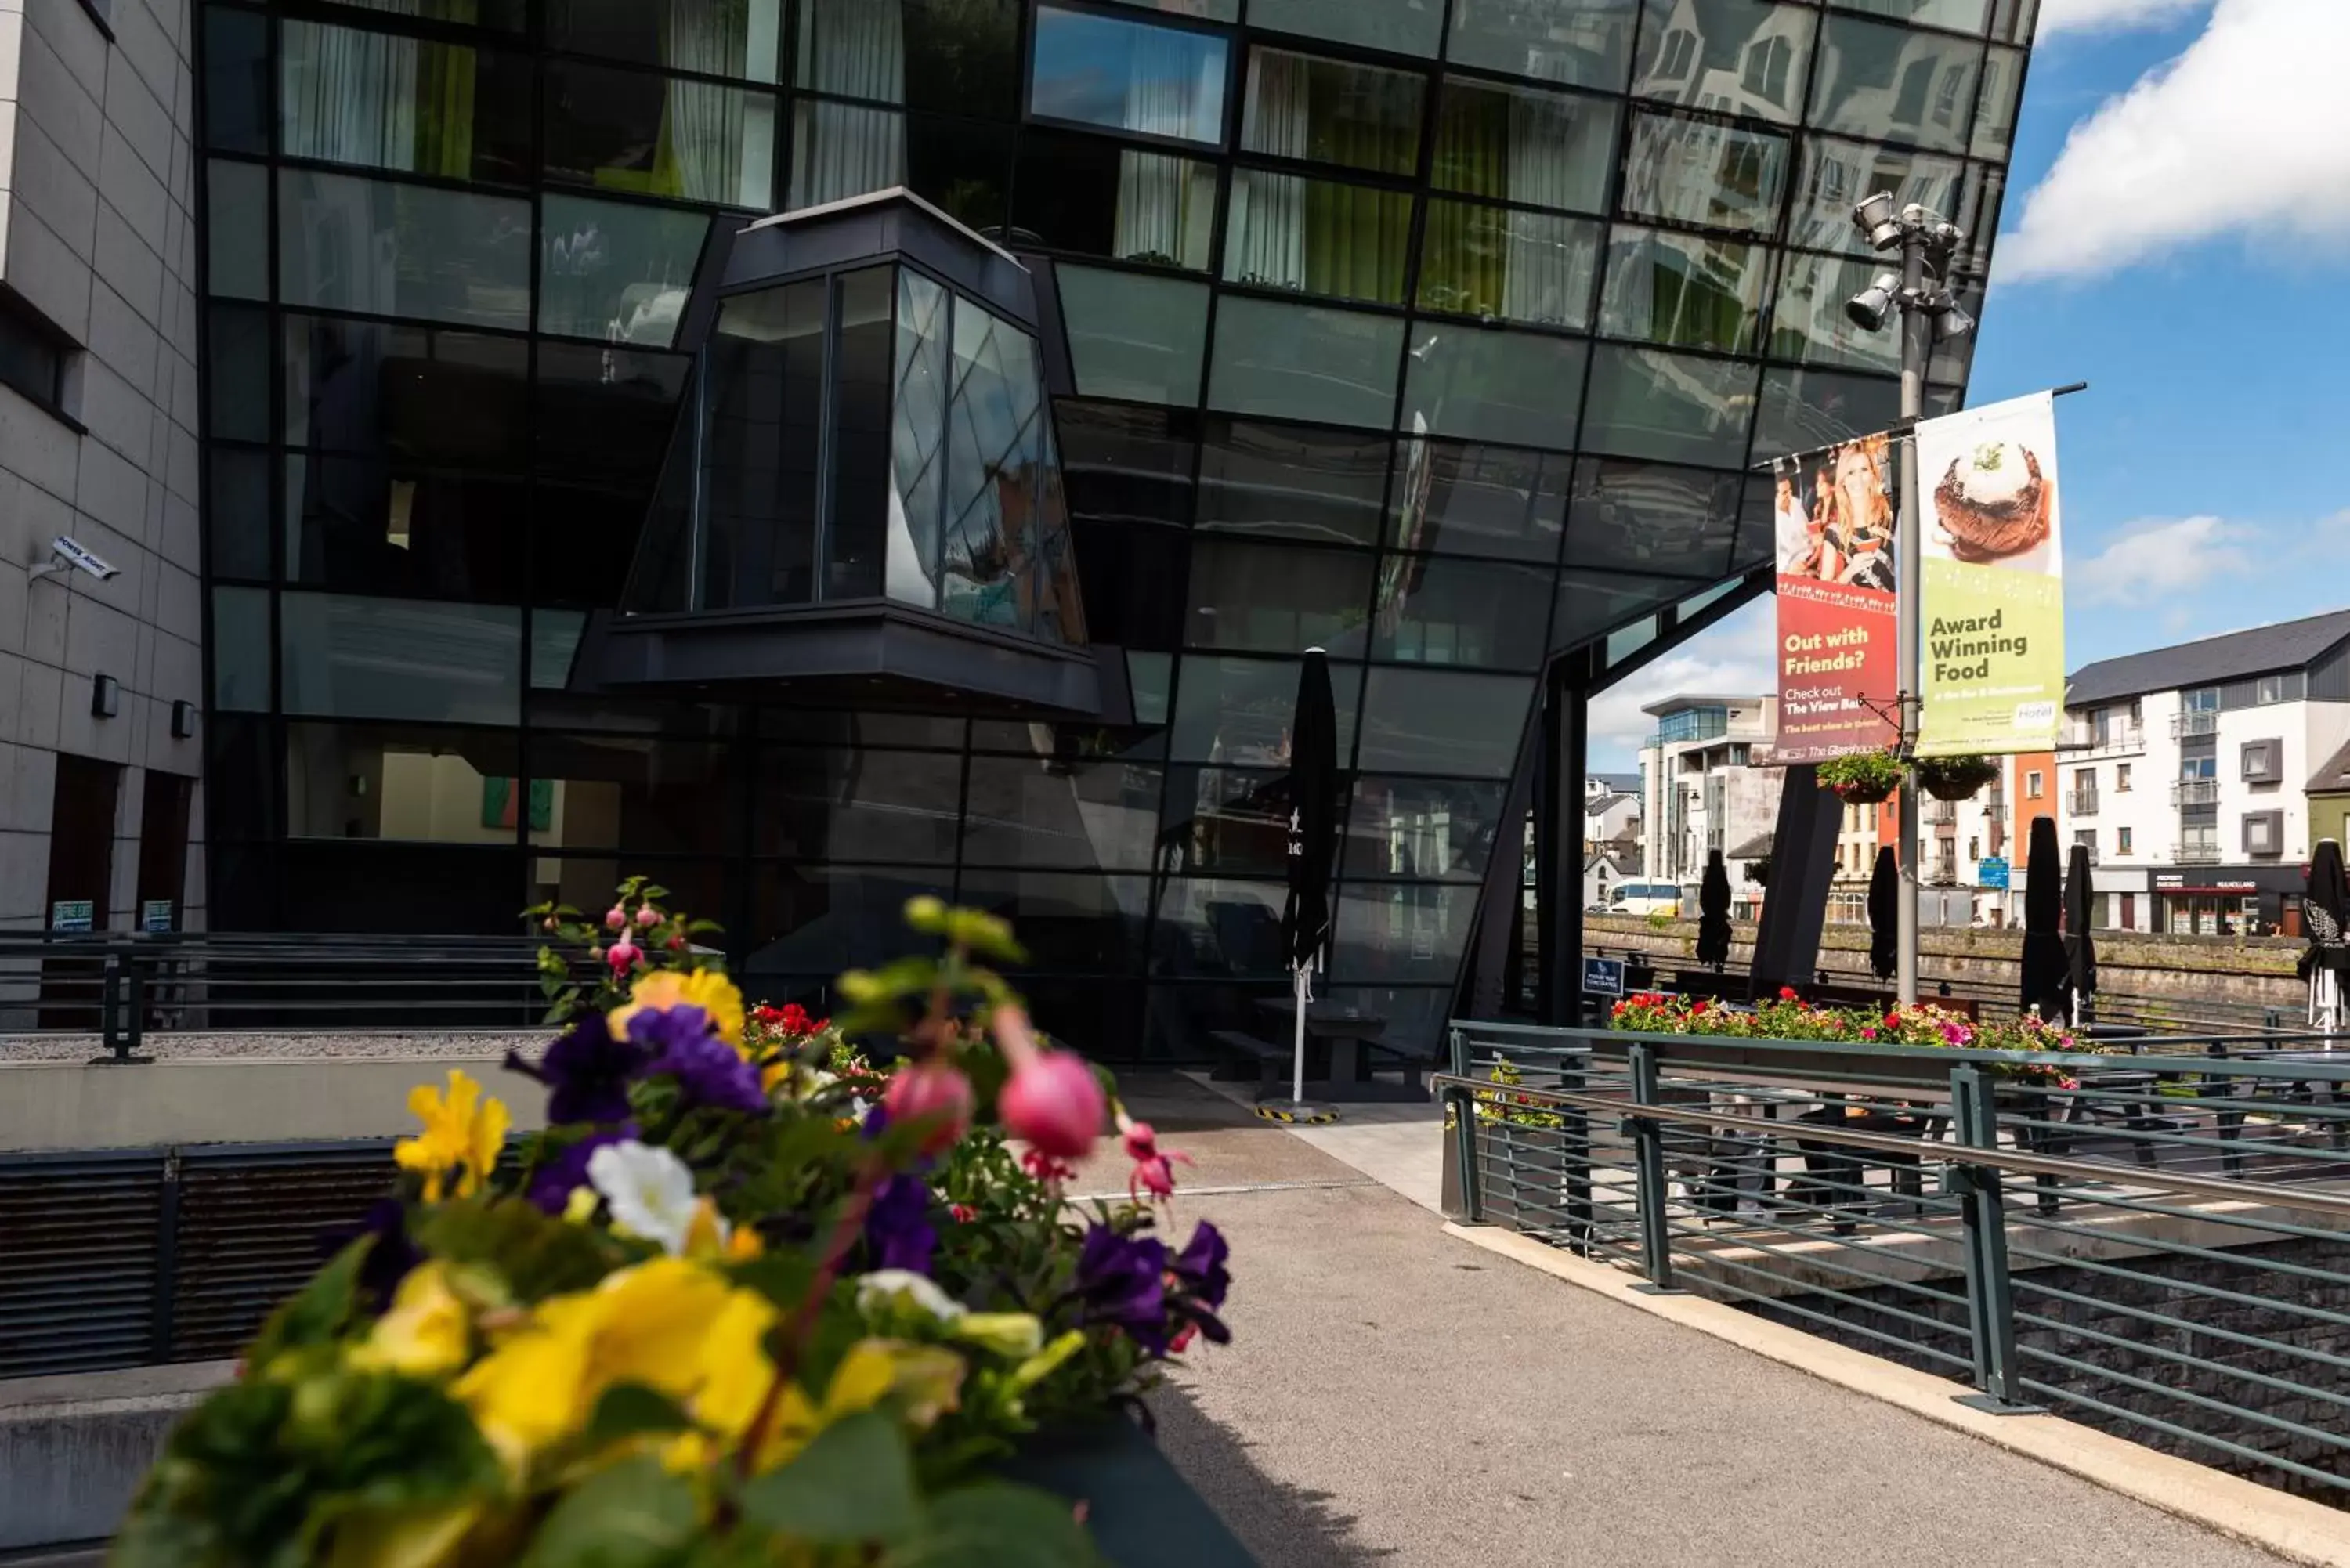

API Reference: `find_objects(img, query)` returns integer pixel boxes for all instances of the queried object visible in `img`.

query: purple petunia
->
[507,1017,649,1126]
[1073,1224,1170,1353]
[526,1124,637,1213]
[334,1198,421,1310]
[1168,1219,1232,1347]
[864,1173,937,1274]
[628,1006,768,1115]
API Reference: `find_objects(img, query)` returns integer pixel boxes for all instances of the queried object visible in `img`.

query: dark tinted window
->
[285,314,531,468]
[1197,419,1388,547]
[1565,458,1742,580]
[1386,439,1571,562]
[1012,129,1217,270]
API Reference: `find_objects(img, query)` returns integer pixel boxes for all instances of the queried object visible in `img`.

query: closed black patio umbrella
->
[1278,649,1339,1105]
[2300,840,2349,1036]
[2020,815,2068,1021]
[1696,850,1733,972]
[2063,841,2099,1026]
[1866,847,1898,981]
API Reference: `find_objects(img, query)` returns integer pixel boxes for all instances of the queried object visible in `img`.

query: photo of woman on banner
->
[1776,435,1894,589]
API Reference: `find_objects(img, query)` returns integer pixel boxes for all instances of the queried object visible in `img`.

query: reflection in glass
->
[752,748,964,862]
[1060,401,1198,529]
[1446,0,1638,95]
[1844,0,1992,33]
[1972,45,2023,160]
[799,0,1021,117]
[547,0,787,84]
[1149,877,1292,977]
[830,266,895,600]
[284,314,530,468]
[1632,0,1815,125]
[284,458,526,601]
[1343,777,1506,880]
[1206,296,1405,431]
[284,722,520,842]
[700,280,826,609]
[963,753,1162,870]
[1252,0,1442,57]
[524,733,738,856]
[1241,48,1424,176]
[1372,555,1552,669]
[537,194,710,347]
[744,865,956,981]
[1598,225,1770,352]
[1334,882,1479,985]
[1075,521,1187,652]
[888,270,950,606]
[1185,540,1373,655]
[1565,458,1741,579]
[1990,0,2038,45]
[790,102,903,208]
[959,870,1152,974]
[1170,655,1361,766]
[281,20,532,183]
[1751,364,1900,461]
[208,450,272,580]
[1224,171,1412,306]
[204,7,269,153]
[279,168,532,330]
[533,612,588,688]
[1028,5,1229,144]
[213,587,271,711]
[1787,136,1965,256]
[1012,129,1217,270]
[1617,111,1788,235]
[536,342,695,484]
[208,160,270,301]
[1400,326,1587,452]
[1386,440,1571,562]
[1198,420,1387,547]
[1552,569,1684,651]
[1417,202,1600,330]
[208,305,270,443]
[1057,266,1209,406]
[280,592,523,727]
[544,60,777,208]
[1808,14,1983,154]
[942,300,1083,640]
[1162,766,1292,877]
[1770,253,1904,374]
[1431,76,1616,215]
[1357,667,1533,778]
[1579,345,1759,468]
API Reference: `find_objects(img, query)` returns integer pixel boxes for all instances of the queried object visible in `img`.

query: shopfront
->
[2153,869,2305,938]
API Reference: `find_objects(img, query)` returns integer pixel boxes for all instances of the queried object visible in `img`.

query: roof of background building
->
[2311,737,2350,795]
[1730,833,1773,860]
[2068,611,2350,707]
[1591,771,1640,793]
[1585,792,1636,815]
[1639,694,1768,718]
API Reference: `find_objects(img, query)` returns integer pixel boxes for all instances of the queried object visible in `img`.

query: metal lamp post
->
[1845,196,1972,1006]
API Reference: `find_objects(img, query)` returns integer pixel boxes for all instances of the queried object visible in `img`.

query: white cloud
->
[1586,602,1777,764]
[2035,0,2209,34]
[1999,0,2350,283]
[2071,514,2254,604]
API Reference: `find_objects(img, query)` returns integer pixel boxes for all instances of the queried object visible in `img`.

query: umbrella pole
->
[1292,961,1308,1104]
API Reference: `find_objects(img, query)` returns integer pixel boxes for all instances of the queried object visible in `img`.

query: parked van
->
[1607,881,1683,917]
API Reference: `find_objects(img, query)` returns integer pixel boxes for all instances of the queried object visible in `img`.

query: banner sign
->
[1915,392,2066,757]
[1770,431,1900,763]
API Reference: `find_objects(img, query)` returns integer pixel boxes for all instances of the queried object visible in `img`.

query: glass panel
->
[284,458,528,601]
[1075,519,1187,649]
[1446,0,1638,94]
[1197,419,1386,547]
[1579,345,1759,466]
[904,114,1013,237]
[533,612,587,688]
[826,266,895,601]
[1598,225,1770,352]
[1206,296,1405,430]
[888,269,949,608]
[1184,539,1374,655]
[956,871,1151,974]
[762,710,966,747]
[1102,0,1237,17]
[1399,325,1587,451]
[334,0,524,27]
[942,303,1057,634]
[204,7,269,154]
[1343,777,1506,880]
[1770,252,1904,374]
[1788,135,1965,257]
[1564,457,1741,578]
[1148,877,1293,977]
[547,0,788,84]
[1356,667,1531,777]
[543,60,777,208]
[280,20,532,183]
[535,342,694,484]
[962,754,1164,870]
[1809,15,1983,154]
[1027,5,1229,143]
[1333,882,1478,984]
[1617,110,1788,235]
[1240,47,1424,177]
[208,449,273,580]
[1162,766,1292,877]
[284,313,531,468]
[212,587,272,710]
[538,194,710,347]
[700,280,826,609]
[1431,76,1615,215]
[1371,555,1552,669]
[1845,0,1992,33]
[1060,402,1197,529]
[1632,0,1814,125]
[1749,364,1900,461]
[277,168,531,330]
[1990,0,2038,45]
[1386,439,1571,562]
[788,100,905,208]
[1170,653,1363,764]
[537,481,653,607]
[280,592,523,726]
[207,160,269,301]
[523,735,738,855]
[794,0,1020,115]
[750,747,963,861]
[1972,44,2023,160]
[1552,569,1683,649]
[743,865,956,981]
[1730,471,1774,572]
[1605,616,1658,666]
[1011,129,1217,269]
[1056,266,1209,406]
[207,305,270,443]
[284,722,520,842]
[1224,170,1412,306]
[1251,0,1441,57]
[1417,201,1600,330]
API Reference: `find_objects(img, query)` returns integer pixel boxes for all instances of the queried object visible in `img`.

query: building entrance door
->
[136,771,194,933]
[41,753,124,1026]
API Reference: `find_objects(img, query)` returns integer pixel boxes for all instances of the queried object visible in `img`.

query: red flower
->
[950,1203,977,1223]
[1778,986,1799,1001]
[1021,1149,1079,1184]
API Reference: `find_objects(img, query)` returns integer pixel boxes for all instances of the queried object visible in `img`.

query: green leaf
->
[245,1237,367,1367]
[882,1482,1105,1568]
[580,1383,696,1450]
[414,1196,631,1302]
[737,1410,920,1546]
[518,1456,698,1568]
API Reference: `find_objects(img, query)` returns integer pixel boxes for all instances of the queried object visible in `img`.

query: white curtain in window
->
[1227,54,1310,289]
[1112,32,1217,266]
[282,13,422,172]
[790,0,906,208]
[663,0,754,205]
[1500,93,1576,323]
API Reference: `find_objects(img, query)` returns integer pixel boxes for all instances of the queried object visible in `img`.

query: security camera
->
[29,537,119,583]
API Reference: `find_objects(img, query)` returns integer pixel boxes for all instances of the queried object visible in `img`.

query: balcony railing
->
[1924,800,1958,825]
[2173,779,2222,806]
[2067,790,2098,817]
[2173,710,2220,739]
[1927,859,1960,887]
[2065,723,2146,755]
[2175,842,2222,865]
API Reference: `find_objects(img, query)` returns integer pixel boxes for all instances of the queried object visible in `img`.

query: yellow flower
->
[1012,1329,1086,1392]
[609,968,745,1049]
[325,1502,481,1568]
[953,1313,1044,1359]
[394,1070,509,1202]
[350,1262,469,1377]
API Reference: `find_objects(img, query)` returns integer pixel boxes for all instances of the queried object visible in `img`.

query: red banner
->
[1769,432,1900,764]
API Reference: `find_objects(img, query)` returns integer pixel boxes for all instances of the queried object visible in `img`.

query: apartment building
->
[1638,696,1781,903]
[2058,612,2350,934]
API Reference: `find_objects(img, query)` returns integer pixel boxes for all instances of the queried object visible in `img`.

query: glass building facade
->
[193,0,2039,1060]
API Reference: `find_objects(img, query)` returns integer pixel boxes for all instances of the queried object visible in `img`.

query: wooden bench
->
[1209,1030,1289,1087]
[1356,1037,1437,1095]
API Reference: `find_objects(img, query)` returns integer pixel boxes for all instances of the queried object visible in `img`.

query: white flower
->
[588,1140,700,1256]
[855,1269,965,1322]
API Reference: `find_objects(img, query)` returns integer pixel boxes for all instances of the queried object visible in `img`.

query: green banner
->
[1915,392,2066,758]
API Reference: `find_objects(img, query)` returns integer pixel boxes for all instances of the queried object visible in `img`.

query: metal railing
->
[2066,789,2098,817]
[2174,842,2223,865]
[1444,1021,2350,1499]
[1924,800,1958,826]
[2173,711,2220,739]
[2066,725,2146,756]
[2173,779,2222,806]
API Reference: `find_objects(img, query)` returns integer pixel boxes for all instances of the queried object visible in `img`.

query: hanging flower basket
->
[1817,750,1903,804]
[1914,753,2002,801]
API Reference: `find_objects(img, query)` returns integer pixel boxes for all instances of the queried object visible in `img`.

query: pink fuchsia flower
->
[606,939,642,974]
[1119,1117,1193,1205]
[883,1060,976,1154]
[950,1203,976,1223]
[1000,1050,1106,1161]
[605,906,627,931]
[1021,1149,1078,1184]
[635,905,660,929]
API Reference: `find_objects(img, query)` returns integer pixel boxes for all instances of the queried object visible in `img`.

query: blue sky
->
[1590,0,2350,765]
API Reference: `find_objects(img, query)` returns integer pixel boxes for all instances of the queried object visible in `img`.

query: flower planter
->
[1831,782,1896,805]
[1916,757,2001,800]
[997,1416,1259,1566]
[1589,1032,1961,1089]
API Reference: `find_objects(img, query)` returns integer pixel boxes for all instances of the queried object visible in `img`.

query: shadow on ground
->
[1149,1382,1396,1568]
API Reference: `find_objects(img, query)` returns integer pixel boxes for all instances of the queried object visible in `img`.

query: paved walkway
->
[1108,1075,2287,1568]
